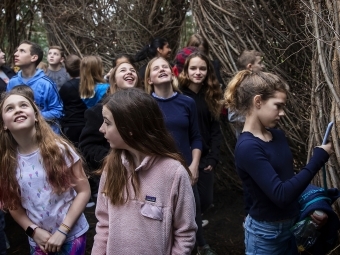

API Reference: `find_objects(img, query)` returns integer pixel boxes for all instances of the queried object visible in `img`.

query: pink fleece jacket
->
[91,153,197,255]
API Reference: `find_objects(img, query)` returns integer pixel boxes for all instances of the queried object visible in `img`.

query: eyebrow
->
[4,100,28,108]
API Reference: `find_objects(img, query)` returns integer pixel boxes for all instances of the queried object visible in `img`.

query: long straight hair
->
[0,91,81,210]
[79,55,106,98]
[100,88,190,205]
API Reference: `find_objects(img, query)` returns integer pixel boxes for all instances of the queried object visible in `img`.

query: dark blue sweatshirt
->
[152,93,202,165]
[235,129,329,221]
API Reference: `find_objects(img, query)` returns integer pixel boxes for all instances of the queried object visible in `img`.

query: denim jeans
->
[0,211,6,255]
[244,215,298,255]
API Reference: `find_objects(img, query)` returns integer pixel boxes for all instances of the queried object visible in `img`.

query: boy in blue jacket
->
[7,40,62,133]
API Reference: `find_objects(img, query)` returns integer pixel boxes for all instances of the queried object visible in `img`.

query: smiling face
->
[256,91,286,128]
[187,56,208,86]
[2,95,36,133]
[147,58,173,86]
[47,49,64,66]
[99,105,128,149]
[115,63,138,89]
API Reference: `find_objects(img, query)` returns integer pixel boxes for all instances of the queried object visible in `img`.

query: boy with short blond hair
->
[46,45,70,90]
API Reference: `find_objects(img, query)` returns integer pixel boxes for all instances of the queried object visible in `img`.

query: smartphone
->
[322,121,333,145]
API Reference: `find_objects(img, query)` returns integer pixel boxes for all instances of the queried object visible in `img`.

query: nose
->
[99,123,105,134]
[279,109,285,117]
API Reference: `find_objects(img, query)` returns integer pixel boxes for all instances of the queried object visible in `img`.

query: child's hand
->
[310,210,328,229]
[32,228,52,253]
[317,142,333,155]
[44,230,67,253]
[189,163,199,185]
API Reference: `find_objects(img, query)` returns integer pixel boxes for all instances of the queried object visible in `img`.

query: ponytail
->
[135,38,168,62]
[224,70,251,110]
[224,70,289,115]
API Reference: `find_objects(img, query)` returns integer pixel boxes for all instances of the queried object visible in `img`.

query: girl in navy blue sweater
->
[224,71,333,255]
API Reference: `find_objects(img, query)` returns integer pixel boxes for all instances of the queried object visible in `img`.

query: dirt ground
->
[4,187,245,255]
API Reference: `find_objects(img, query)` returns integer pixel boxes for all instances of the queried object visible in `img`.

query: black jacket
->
[59,78,88,127]
[0,66,16,92]
[181,86,222,168]
[78,102,110,171]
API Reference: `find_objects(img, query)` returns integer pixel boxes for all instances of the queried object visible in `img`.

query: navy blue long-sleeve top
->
[235,128,329,222]
[152,93,202,165]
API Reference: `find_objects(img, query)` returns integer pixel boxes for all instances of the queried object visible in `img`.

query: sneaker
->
[197,244,217,255]
[86,197,95,208]
[202,219,209,227]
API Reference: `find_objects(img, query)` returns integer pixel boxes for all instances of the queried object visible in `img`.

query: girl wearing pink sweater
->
[92,88,197,255]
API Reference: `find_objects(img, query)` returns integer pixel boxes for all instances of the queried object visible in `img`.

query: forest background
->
[1,0,340,251]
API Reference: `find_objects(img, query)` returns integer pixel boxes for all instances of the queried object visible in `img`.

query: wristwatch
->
[25,224,39,238]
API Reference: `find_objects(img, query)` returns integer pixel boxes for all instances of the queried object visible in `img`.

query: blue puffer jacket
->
[7,69,63,133]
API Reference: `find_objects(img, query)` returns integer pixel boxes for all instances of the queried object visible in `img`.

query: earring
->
[4,126,7,130]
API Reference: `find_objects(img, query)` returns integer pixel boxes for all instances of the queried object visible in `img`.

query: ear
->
[31,54,38,63]
[254,95,262,109]
[246,63,252,71]
[60,57,65,63]
[147,78,153,85]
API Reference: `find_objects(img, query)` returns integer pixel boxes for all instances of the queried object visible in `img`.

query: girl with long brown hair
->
[145,57,218,255]
[92,88,196,254]
[178,51,222,225]
[0,90,90,254]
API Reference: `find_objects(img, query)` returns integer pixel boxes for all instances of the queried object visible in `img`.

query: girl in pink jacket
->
[92,88,197,255]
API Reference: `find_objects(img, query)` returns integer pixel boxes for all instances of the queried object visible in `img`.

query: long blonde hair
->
[0,91,81,210]
[224,71,289,115]
[79,55,106,98]
[144,57,180,95]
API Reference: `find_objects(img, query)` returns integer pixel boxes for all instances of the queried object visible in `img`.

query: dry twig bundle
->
[39,0,189,70]
[192,0,313,190]
[302,0,340,214]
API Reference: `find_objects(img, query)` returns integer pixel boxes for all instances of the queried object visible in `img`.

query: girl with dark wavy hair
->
[0,90,90,254]
[179,51,222,216]
[92,88,196,254]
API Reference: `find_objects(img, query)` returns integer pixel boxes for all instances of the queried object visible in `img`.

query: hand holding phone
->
[319,122,334,155]
[322,122,333,145]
